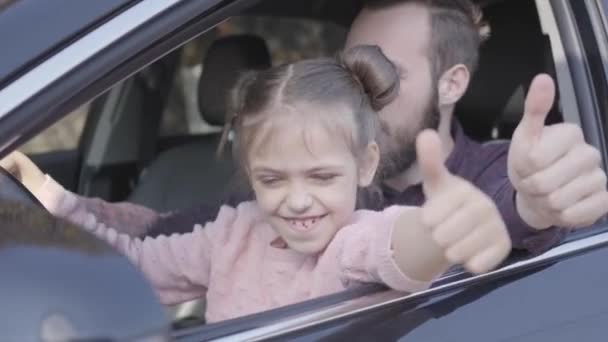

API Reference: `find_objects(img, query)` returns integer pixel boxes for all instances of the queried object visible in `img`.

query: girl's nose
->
[286,188,313,214]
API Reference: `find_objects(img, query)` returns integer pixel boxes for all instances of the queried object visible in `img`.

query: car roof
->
[0,0,359,89]
[0,0,496,91]
[0,0,138,88]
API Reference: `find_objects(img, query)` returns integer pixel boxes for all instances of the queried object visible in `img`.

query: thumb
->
[517,74,555,141]
[416,129,450,197]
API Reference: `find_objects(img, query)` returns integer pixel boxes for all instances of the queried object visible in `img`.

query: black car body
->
[0,0,607,341]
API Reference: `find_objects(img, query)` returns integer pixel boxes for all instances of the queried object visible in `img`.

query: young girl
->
[0,45,511,323]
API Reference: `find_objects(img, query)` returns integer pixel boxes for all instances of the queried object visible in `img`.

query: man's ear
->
[359,142,380,187]
[437,64,470,107]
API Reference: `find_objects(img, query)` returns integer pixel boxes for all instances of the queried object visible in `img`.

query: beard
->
[376,93,441,180]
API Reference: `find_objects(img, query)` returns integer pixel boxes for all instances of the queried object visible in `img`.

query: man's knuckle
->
[580,145,602,166]
[597,170,608,185]
[527,176,548,195]
[545,192,562,210]
[558,210,575,226]
[432,230,451,248]
[564,123,583,140]
[526,154,543,171]
[446,248,464,264]
[465,261,483,274]
[590,147,602,163]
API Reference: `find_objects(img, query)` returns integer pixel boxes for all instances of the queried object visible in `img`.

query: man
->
[3,0,607,256]
[338,0,608,254]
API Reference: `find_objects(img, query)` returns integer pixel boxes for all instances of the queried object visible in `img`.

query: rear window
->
[159,16,347,137]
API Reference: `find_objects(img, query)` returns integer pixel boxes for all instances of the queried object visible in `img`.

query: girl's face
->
[247,104,379,254]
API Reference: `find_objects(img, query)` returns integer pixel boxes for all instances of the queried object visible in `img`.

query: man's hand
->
[0,151,46,196]
[418,130,512,274]
[508,74,608,230]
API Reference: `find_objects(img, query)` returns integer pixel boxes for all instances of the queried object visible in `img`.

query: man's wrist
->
[515,192,552,230]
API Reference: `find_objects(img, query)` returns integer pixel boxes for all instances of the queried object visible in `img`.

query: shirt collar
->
[444,119,468,175]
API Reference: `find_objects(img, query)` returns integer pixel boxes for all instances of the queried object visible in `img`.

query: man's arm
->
[489,174,567,254]
[507,75,608,231]
[450,124,565,255]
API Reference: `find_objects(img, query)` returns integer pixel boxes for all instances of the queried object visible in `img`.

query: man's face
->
[346,3,440,178]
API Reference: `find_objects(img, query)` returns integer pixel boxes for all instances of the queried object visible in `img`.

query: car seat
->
[127,35,272,212]
[455,0,562,142]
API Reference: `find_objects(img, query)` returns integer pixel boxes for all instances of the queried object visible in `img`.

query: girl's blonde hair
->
[219,45,400,173]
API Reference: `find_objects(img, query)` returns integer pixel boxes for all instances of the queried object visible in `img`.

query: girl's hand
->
[417,129,512,275]
[0,151,46,197]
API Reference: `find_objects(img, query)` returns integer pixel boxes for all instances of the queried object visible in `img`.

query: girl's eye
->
[258,176,282,186]
[311,173,338,182]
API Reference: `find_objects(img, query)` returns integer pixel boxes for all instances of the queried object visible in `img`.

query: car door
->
[1,0,607,341]
[176,0,608,339]
[210,0,608,340]
[245,233,608,342]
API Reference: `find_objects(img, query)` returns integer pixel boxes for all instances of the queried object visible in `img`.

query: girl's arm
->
[75,204,238,305]
[390,207,451,283]
[0,151,160,236]
[331,206,438,293]
[38,175,160,236]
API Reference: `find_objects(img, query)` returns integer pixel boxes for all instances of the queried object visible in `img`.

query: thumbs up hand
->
[508,74,608,229]
[418,130,511,274]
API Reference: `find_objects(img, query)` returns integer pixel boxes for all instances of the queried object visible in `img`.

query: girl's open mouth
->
[283,214,328,232]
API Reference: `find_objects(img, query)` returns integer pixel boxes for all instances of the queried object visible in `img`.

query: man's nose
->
[286,186,313,214]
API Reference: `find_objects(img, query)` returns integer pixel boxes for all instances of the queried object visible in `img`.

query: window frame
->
[173,1,608,338]
[1,0,607,340]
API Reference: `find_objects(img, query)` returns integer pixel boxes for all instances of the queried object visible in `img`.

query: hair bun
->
[338,45,400,111]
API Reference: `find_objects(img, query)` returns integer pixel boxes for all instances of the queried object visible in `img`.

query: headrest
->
[455,1,560,140]
[198,35,272,126]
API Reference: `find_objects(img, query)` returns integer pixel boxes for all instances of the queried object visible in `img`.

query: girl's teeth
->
[289,217,320,231]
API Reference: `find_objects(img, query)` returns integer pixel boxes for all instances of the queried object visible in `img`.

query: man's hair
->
[364,0,491,81]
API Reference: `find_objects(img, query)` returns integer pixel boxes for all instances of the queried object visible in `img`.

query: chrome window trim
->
[589,0,608,92]
[551,0,608,170]
[216,230,608,341]
[598,0,608,29]
[537,0,582,127]
[0,0,216,117]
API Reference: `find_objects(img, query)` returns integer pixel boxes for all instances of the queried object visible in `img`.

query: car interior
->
[29,0,563,213]
[20,0,573,329]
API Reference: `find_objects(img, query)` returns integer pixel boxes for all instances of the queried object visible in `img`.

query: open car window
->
[164,0,606,335]
[6,0,608,339]
[19,103,90,155]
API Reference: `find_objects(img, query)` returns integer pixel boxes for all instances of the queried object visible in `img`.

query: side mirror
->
[0,198,170,341]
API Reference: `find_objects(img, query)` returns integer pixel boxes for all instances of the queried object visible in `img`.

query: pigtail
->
[216,70,258,158]
[337,45,400,111]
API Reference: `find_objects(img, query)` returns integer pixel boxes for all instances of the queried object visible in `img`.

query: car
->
[0,0,608,340]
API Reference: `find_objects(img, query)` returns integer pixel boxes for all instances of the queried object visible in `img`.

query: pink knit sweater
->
[36,176,430,323]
